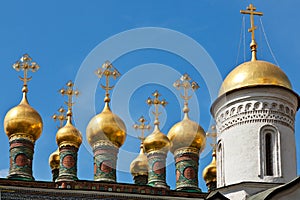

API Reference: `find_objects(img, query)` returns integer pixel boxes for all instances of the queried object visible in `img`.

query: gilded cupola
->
[167,74,206,154]
[49,148,60,182]
[219,60,292,97]
[86,102,126,147]
[219,4,292,97]
[168,114,206,154]
[143,91,170,153]
[49,149,60,170]
[4,54,43,143]
[86,61,126,148]
[202,151,217,190]
[56,116,82,149]
[143,125,170,153]
[130,143,148,177]
[202,126,217,191]
[203,151,216,186]
[130,116,150,177]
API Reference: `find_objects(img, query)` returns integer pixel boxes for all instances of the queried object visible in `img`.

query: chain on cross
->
[173,73,199,112]
[146,90,167,125]
[206,125,217,151]
[59,80,79,117]
[240,4,263,61]
[95,61,121,102]
[12,54,40,93]
[52,106,67,129]
[133,116,151,142]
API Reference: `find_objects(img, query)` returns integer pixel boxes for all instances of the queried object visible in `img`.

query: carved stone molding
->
[216,101,295,133]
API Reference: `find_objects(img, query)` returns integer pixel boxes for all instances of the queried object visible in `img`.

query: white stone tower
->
[210,4,299,191]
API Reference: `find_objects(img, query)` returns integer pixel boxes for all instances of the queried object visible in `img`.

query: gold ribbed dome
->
[86,103,126,148]
[56,118,82,148]
[202,151,216,184]
[130,144,148,176]
[167,114,206,154]
[219,60,292,97]
[4,93,43,142]
[49,149,60,170]
[143,126,170,153]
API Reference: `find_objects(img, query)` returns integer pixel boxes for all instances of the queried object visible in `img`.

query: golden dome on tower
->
[202,151,216,185]
[219,4,292,97]
[5,54,43,142]
[55,80,82,148]
[219,60,292,97]
[86,61,126,148]
[167,114,206,154]
[168,73,205,154]
[143,90,170,153]
[4,93,43,142]
[49,149,60,170]
[86,103,126,148]
[56,118,82,149]
[143,126,170,153]
[130,144,148,176]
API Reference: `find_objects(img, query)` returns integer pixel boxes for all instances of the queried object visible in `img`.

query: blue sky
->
[0,0,299,192]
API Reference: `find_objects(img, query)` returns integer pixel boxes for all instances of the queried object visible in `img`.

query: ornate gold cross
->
[52,107,67,129]
[59,80,79,117]
[12,54,40,93]
[240,4,263,61]
[146,90,167,125]
[95,61,120,102]
[133,116,151,141]
[206,125,217,151]
[173,73,199,112]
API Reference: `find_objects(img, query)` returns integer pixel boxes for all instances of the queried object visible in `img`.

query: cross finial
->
[146,90,167,126]
[95,61,121,103]
[52,106,67,129]
[12,54,40,93]
[59,80,79,120]
[173,73,199,115]
[240,4,263,61]
[133,116,151,142]
[206,125,217,151]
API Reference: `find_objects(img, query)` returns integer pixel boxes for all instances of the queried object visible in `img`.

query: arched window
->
[217,141,225,186]
[265,133,273,176]
[259,125,281,177]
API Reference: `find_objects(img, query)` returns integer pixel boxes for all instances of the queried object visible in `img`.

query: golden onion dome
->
[143,125,170,153]
[219,60,292,97]
[130,144,148,176]
[49,149,60,170]
[86,102,126,148]
[4,93,43,142]
[202,151,216,184]
[56,117,82,149]
[167,113,206,154]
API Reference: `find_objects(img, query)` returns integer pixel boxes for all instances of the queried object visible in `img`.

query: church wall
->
[277,124,297,182]
[219,122,260,185]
